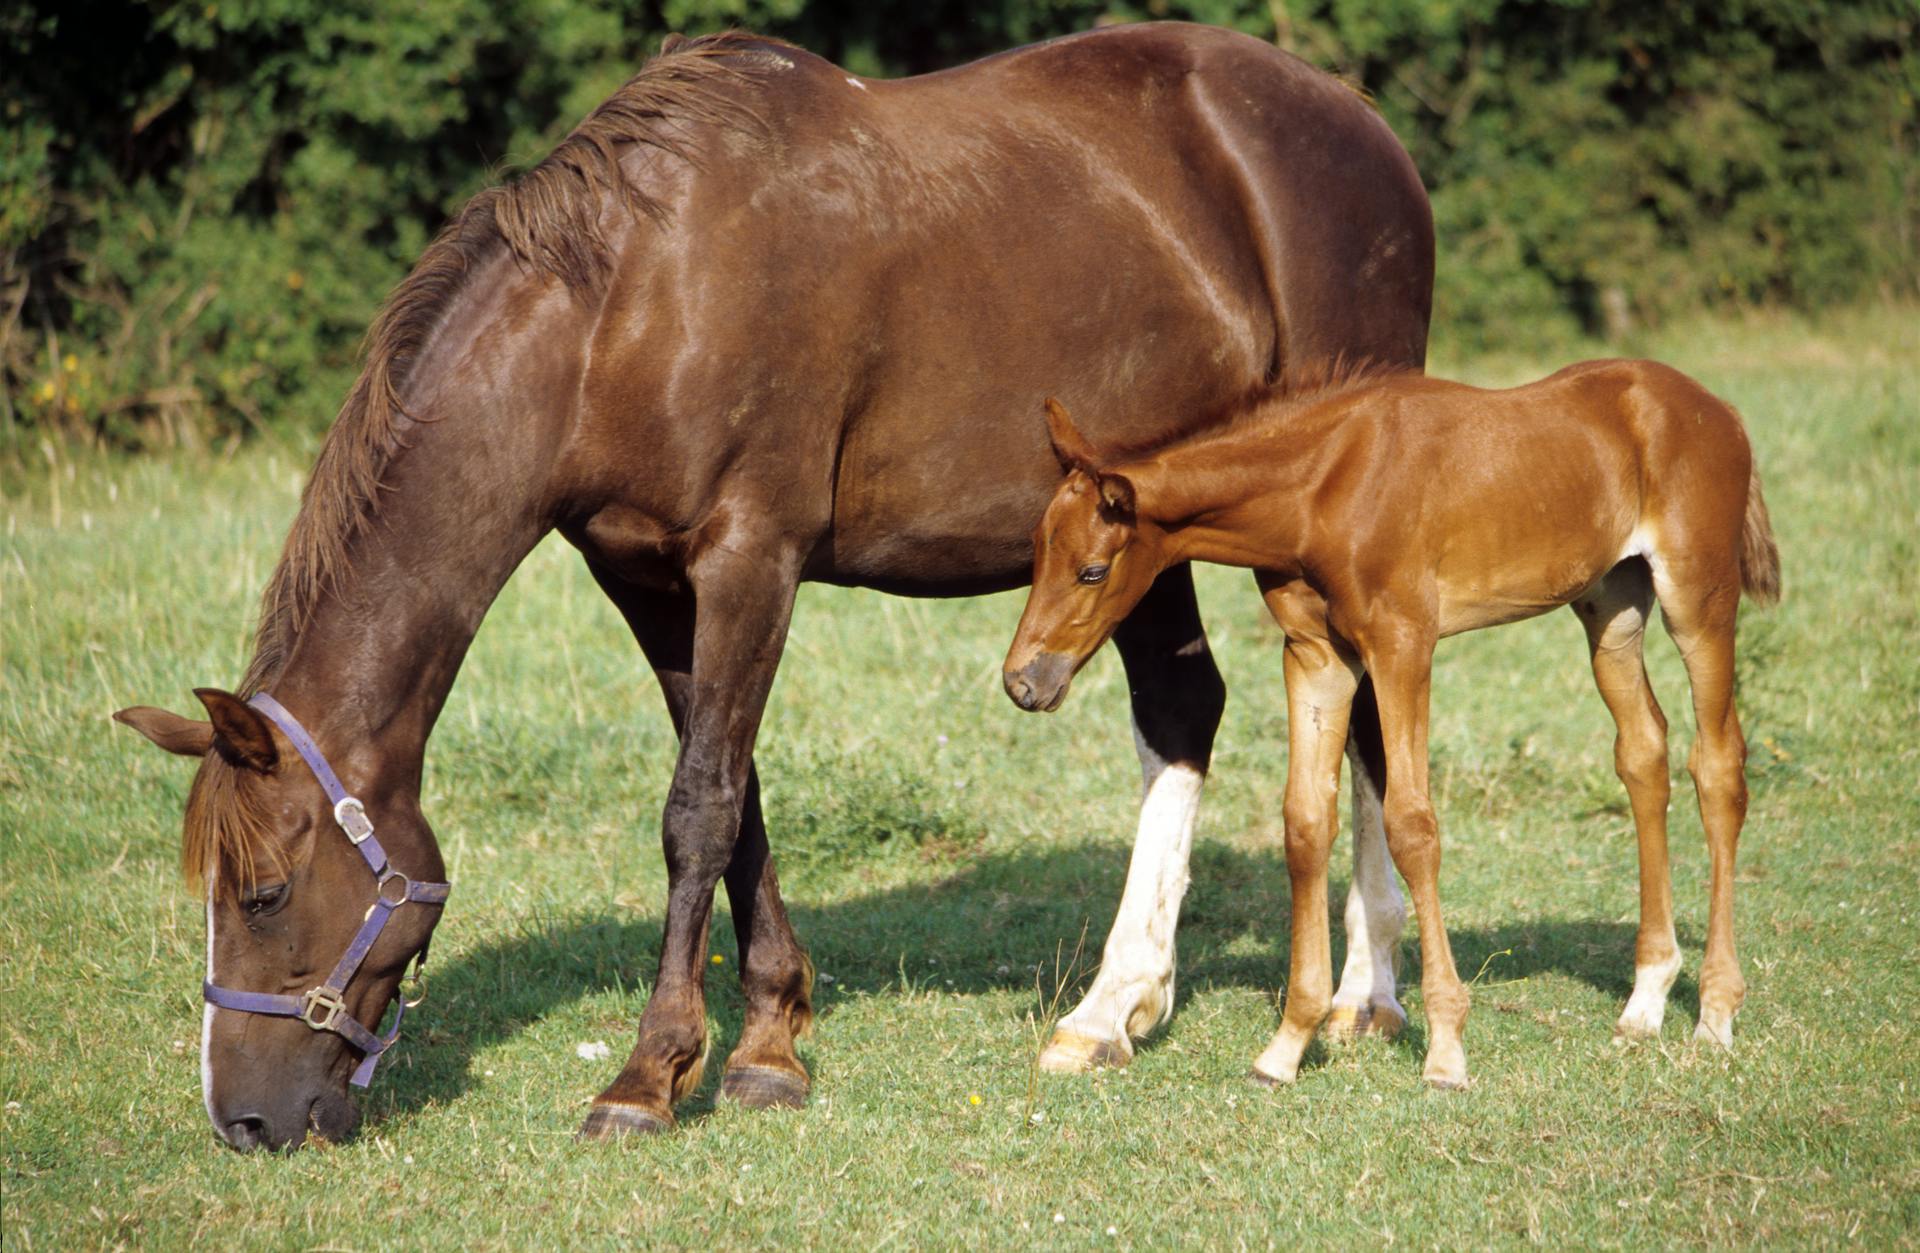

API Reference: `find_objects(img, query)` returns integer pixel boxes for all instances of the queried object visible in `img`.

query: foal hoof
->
[720,1065,809,1110]
[1692,1017,1735,1050]
[1247,1066,1293,1089]
[1037,1028,1130,1074]
[577,1102,672,1141]
[1323,1000,1407,1044]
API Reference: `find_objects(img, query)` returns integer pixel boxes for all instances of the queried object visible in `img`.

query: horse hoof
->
[1037,1028,1130,1074]
[1692,1017,1734,1050]
[720,1065,809,1110]
[1324,1000,1407,1043]
[1247,1066,1293,1088]
[577,1102,672,1140]
[1423,1071,1470,1092]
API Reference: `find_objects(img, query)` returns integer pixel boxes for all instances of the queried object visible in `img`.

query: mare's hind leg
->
[577,539,805,1138]
[585,567,815,1111]
[1324,679,1410,1042]
[1040,564,1223,1072]
[1574,562,1681,1038]
[1654,563,1750,1047]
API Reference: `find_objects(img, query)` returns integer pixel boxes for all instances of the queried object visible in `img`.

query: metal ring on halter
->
[402,962,429,1009]
[301,986,349,1033]
[377,868,412,908]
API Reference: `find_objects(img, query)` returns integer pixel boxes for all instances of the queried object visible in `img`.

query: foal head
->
[1004,399,1167,713]
[116,691,444,1151]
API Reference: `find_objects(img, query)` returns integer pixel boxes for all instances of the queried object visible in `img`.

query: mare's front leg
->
[1039,564,1224,1072]
[579,536,803,1138]
[584,567,815,1114]
[1251,628,1361,1084]
[1364,629,1472,1088]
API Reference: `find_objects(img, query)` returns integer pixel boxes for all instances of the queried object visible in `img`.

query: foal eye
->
[243,883,289,916]
[1077,564,1110,585]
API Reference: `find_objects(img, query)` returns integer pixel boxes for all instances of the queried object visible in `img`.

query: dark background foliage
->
[3,0,1914,450]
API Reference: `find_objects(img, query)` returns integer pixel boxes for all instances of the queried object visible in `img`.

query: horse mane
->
[239,32,788,695]
[1095,355,1415,467]
[184,754,285,894]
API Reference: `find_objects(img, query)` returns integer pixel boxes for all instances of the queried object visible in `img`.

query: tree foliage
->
[3,0,1913,449]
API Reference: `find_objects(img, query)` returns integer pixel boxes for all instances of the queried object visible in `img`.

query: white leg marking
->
[203,890,220,1129]
[1616,946,1683,1038]
[1051,763,1205,1055]
[1328,770,1407,1027]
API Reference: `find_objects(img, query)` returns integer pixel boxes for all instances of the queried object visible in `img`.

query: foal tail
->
[1740,463,1782,606]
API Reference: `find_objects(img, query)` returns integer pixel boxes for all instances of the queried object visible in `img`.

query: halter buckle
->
[334,797,374,844]
[300,986,348,1033]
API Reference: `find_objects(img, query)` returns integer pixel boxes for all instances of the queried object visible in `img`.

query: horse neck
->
[1129,426,1324,574]
[255,251,588,808]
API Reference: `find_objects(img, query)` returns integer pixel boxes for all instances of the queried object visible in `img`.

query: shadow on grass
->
[370,840,1694,1129]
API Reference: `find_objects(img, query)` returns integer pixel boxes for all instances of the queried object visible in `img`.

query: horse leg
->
[584,567,815,1111]
[1654,565,1749,1047]
[1324,677,1410,1041]
[1251,635,1361,1084]
[1574,562,1680,1038]
[1366,634,1470,1088]
[579,539,802,1138]
[1038,564,1223,1072]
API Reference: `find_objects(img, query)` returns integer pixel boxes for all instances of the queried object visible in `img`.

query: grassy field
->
[3,307,1916,1247]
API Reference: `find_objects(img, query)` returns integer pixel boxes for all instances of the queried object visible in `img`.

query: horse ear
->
[114,706,214,758]
[1097,472,1136,520]
[192,688,280,773]
[1044,397,1103,475]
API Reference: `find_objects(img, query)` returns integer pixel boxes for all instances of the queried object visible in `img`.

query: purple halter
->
[201,693,452,1088]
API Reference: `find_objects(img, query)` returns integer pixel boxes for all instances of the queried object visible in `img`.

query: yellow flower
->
[968,1093,982,1106]
[63,354,77,373]
[37,380,55,402]
[710,953,724,965]
[286,270,305,291]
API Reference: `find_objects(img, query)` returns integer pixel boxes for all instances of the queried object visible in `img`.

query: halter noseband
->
[201,693,452,1088]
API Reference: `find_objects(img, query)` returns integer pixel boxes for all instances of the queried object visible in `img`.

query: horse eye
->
[244,882,289,916]
[1077,564,1109,585]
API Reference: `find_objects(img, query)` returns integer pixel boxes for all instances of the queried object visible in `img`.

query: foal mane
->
[1095,355,1415,466]
[238,32,787,696]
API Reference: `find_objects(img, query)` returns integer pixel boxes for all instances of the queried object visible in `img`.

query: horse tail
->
[1740,460,1782,606]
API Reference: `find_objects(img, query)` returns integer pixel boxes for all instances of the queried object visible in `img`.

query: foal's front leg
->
[1366,633,1471,1089]
[1251,633,1361,1084]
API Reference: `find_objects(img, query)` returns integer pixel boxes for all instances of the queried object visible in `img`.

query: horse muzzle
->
[1004,652,1076,712]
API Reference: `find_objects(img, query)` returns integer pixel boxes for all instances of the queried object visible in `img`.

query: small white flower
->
[1107,1227,1118,1237]
[1053,1213,1065,1224]
[1029,1110,1045,1124]
[576,1041,611,1061]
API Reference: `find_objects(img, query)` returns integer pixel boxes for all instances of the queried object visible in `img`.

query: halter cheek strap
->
[201,694,452,1088]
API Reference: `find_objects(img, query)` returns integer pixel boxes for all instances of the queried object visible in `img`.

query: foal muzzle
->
[1004,652,1076,712]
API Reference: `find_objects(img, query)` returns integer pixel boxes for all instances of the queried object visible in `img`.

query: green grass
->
[3,306,1917,1247]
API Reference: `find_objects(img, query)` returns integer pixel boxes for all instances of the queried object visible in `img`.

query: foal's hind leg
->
[1574,562,1681,1038]
[1040,565,1223,1072]
[1654,565,1750,1047]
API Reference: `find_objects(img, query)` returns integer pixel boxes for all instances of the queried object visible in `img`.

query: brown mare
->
[1006,361,1780,1088]
[112,26,1434,1150]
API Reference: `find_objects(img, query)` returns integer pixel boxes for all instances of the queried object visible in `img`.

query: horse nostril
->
[1005,673,1035,709]
[224,1115,268,1151]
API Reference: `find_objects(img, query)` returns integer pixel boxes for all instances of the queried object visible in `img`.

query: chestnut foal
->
[1004,360,1780,1089]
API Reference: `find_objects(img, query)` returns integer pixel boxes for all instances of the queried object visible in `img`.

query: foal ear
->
[192,688,280,773]
[1096,472,1136,520]
[1044,397,1103,476]
[114,706,215,758]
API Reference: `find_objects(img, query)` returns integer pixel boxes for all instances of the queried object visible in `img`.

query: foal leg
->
[579,539,803,1138]
[1250,636,1361,1084]
[1367,635,1471,1088]
[585,568,815,1111]
[1041,564,1223,1072]
[1325,678,1410,1042]
[1656,569,1749,1047]
[1574,563,1681,1038]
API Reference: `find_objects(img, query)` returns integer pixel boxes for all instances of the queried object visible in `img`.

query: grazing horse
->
[1005,361,1779,1088]
[111,25,1434,1150]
